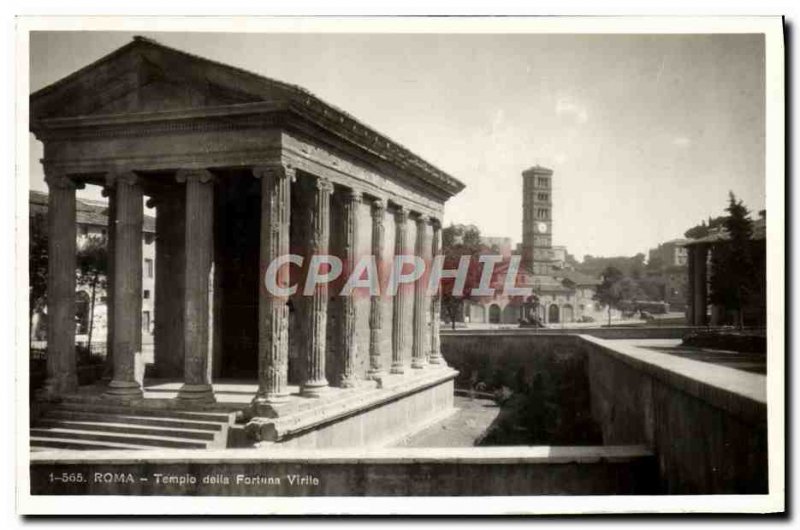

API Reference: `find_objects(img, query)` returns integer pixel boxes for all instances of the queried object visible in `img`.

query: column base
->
[251,396,289,419]
[411,359,427,369]
[339,376,360,388]
[104,379,143,400]
[176,383,215,403]
[301,381,330,398]
[37,374,79,401]
[367,369,385,379]
[390,363,405,375]
[428,354,445,366]
[366,370,386,389]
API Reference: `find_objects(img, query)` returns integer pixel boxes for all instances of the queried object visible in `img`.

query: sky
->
[28,31,766,259]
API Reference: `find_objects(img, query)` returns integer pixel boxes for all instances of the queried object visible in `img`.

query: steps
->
[31,401,238,452]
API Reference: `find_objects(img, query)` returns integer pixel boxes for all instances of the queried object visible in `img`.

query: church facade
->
[463,166,611,326]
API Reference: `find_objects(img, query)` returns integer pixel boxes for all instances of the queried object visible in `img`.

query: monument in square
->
[30,37,465,448]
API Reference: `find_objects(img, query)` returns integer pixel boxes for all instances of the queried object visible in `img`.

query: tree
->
[76,235,108,353]
[636,276,666,302]
[629,253,646,279]
[684,215,726,239]
[29,212,48,335]
[646,255,665,272]
[440,223,488,329]
[709,192,755,329]
[593,266,625,326]
[577,254,647,279]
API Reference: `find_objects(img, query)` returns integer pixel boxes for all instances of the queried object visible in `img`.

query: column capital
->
[371,197,387,217]
[430,216,442,229]
[393,205,409,224]
[44,172,81,190]
[104,170,140,187]
[176,168,215,184]
[145,196,163,209]
[252,164,296,182]
[311,176,334,195]
[341,187,362,204]
[414,213,429,227]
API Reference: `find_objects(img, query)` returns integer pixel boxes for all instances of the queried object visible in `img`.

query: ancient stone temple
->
[30,37,464,448]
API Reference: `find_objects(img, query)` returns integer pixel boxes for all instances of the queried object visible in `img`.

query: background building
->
[644,238,691,312]
[684,212,766,326]
[648,239,690,268]
[520,165,554,275]
[460,166,618,326]
[29,190,155,349]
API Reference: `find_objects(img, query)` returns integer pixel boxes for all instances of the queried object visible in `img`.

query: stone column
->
[686,246,696,325]
[105,171,144,399]
[253,164,294,406]
[428,218,445,365]
[391,206,409,374]
[412,214,429,369]
[151,191,185,379]
[367,198,386,380]
[339,188,361,387]
[301,177,333,397]
[41,172,79,397]
[692,245,708,326]
[176,169,215,402]
[101,183,116,380]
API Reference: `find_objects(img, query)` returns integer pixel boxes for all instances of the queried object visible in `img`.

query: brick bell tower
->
[521,165,554,275]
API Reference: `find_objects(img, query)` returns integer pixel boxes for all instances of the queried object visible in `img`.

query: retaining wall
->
[440,331,769,494]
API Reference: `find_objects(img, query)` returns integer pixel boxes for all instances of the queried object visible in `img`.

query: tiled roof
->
[30,36,465,198]
[683,217,766,246]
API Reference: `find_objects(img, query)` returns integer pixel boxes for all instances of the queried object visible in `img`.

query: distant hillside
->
[574,253,646,279]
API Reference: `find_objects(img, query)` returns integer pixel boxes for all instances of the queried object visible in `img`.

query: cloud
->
[555,97,589,124]
[672,136,691,147]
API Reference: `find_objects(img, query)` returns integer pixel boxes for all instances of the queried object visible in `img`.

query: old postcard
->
[15,16,785,515]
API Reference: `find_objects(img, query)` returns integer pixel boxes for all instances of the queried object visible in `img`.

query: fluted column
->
[428,218,445,365]
[105,171,144,399]
[151,190,185,378]
[41,172,79,397]
[302,177,333,397]
[101,183,116,380]
[176,169,215,402]
[412,214,429,369]
[692,245,708,326]
[687,246,696,325]
[339,188,361,387]
[253,164,294,406]
[391,206,409,374]
[367,198,387,380]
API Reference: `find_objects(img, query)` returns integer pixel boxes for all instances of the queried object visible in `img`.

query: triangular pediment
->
[30,37,294,121]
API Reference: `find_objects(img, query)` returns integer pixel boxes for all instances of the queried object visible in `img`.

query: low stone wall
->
[440,331,769,494]
[581,335,768,494]
[439,334,600,445]
[30,445,657,496]
[442,326,695,340]
[440,333,586,391]
[239,369,457,449]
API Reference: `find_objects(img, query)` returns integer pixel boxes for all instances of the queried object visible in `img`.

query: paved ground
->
[616,339,767,375]
[393,395,501,447]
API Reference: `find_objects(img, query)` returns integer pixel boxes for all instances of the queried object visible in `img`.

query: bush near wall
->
[682,329,766,354]
[442,334,601,445]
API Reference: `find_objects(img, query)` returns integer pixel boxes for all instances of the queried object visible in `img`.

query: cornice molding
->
[32,101,464,199]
